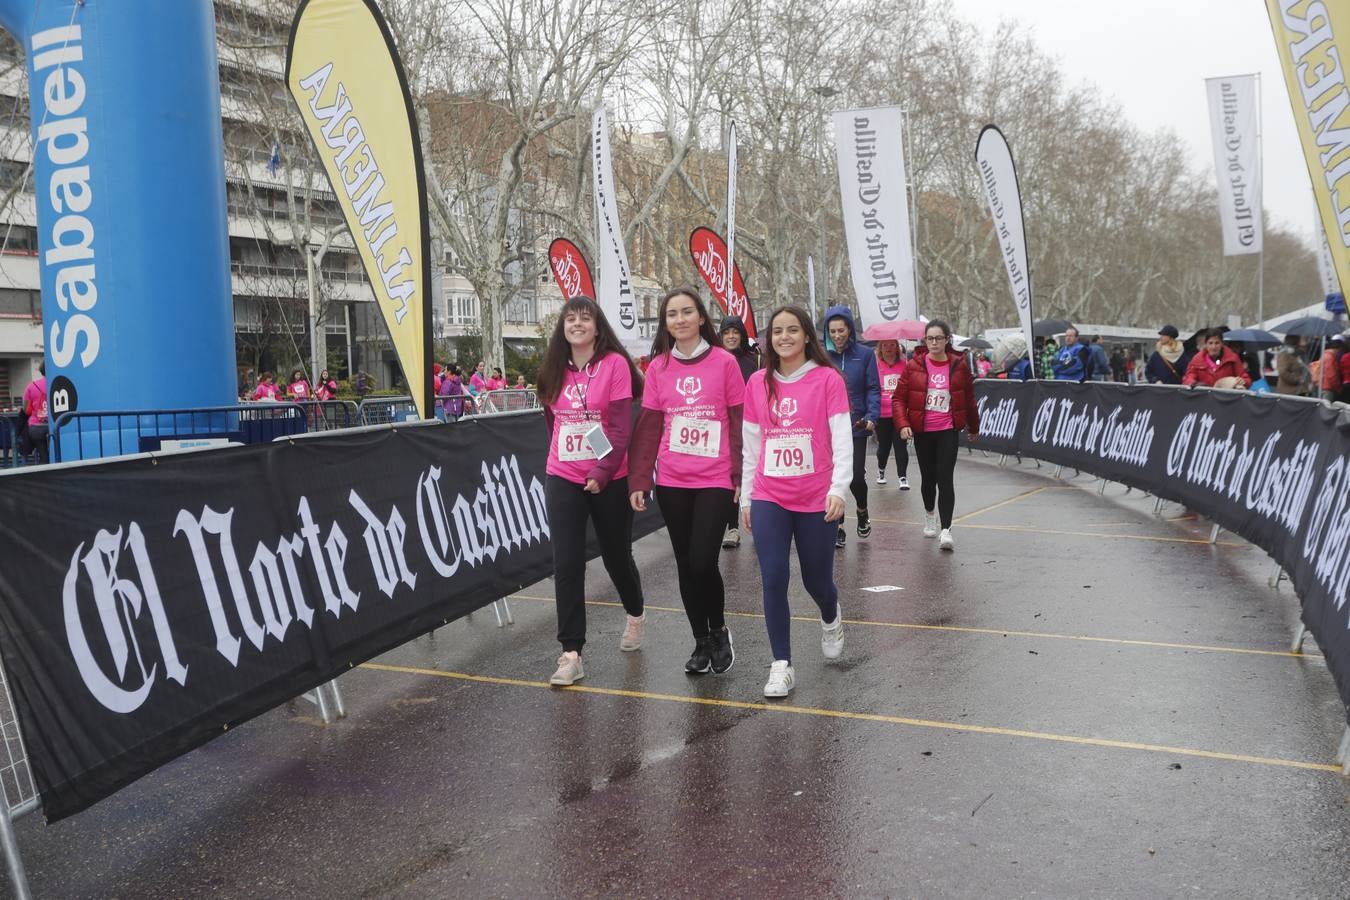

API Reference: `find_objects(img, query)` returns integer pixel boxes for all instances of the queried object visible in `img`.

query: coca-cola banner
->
[0,412,663,822]
[689,227,757,339]
[548,237,595,300]
[968,380,1350,720]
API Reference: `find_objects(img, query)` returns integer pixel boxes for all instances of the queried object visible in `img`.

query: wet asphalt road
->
[9,451,1350,897]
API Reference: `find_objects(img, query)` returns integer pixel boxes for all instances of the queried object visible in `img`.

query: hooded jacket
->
[718,315,760,383]
[822,305,881,436]
[892,345,980,434]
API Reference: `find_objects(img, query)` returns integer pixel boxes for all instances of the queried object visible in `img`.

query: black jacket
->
[719,315,760,383]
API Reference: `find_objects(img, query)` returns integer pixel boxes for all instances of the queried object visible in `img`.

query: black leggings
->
[850,434,869,509]
[913,428,959,528]
[655,485,732,638]
[874,418,908,476]
[545,475,644,652]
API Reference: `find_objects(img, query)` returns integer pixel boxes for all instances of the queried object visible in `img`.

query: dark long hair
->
[536,295,643,406]
[648,287,720,366]
[762,305,836,411]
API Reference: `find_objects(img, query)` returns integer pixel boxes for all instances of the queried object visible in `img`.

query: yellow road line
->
[507,595,1321,661]
[951,485,1053,523]
[359,662,1342,775]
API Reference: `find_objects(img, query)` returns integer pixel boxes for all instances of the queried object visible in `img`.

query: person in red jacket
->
[892,320,980,552]
[1182,329,1252,389]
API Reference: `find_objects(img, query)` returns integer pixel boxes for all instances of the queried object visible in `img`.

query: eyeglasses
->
[924,335,947,342]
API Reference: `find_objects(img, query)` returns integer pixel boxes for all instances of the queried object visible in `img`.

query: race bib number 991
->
[669,414,721,458]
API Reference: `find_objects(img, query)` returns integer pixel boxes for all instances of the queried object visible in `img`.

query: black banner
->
[0,412,663,822]
[972,380,1350,720]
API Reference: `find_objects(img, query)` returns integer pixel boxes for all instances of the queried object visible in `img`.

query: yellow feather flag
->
[1267,0,1350,299]
[286,0,431,418]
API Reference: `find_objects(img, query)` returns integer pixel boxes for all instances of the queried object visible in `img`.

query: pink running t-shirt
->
[744,365,849,512]
[642,348,745,490]
[922,355,955,432]
[877,356,905,408]
[23,377,47,426]
[545,352,632,484]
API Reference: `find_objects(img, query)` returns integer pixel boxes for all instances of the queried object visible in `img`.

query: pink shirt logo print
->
[772,396,798,426]
[674,376,703,405]
[563,383,589,409]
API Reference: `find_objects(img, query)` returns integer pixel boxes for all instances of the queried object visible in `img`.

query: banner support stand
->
[492,598,515,627]
[1096,478,1107,496]
[1208,522,1222,544]
[0,801,30,900]
[1337,726,1349,776]
[1291,622,1309,654]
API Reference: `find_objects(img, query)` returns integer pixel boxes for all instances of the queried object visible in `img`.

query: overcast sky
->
[949,0,1314,247]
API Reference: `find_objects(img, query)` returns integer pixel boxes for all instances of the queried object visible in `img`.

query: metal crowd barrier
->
[0,415,27,469]
[358,396,418,425]
[0,653,39,898]
[50,403,309,462]
[300,399,361,432]
[469,389,538,416]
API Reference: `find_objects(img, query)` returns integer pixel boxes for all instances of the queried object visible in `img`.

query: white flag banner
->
[1316,212,1341,299]
[1205,75,1263,256]
[591,106,644,353]
[832,106,916,325]
[974,125,1036,376]
[726,120,738,287]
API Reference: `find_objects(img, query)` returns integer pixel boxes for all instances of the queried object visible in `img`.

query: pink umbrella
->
[861,319,927,342]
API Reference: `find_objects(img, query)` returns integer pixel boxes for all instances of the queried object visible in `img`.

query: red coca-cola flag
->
[688,226,756,339]
[548,238,596,300]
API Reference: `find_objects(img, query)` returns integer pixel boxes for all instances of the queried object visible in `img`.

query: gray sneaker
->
[821,603,844,659]
[549,651,584,686]
[619,614,644,651]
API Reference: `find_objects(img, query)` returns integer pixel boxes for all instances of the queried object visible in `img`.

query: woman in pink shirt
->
[535,296,646,686]
[740,306,853,699]
[486,367,507,391]
[629,288,745,675]
[286,369,312,401]
[314,370,337,401]
[22,361,49,464]
[873,340,910,490]
[252,372,281,401]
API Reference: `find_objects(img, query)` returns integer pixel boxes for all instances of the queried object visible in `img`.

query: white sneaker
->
[938,528,955,551]
[821,604,844,659]
[549,651,584,685]
[898,476,910,491]
[876,469,887,485]
[722,527,740,549]
[923,512,938,537]
[763,660,795,698]
[619,614,644,651]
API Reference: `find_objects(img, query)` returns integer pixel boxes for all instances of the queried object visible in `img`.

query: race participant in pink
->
[873,339,910,490]
[286,369,312,401]
[629,288,745,676]
[314,370,338,401]
[486,367,507,391]
[22,361,49,464]
[740,306,852,699]
[894,320,981,552]
[535,296,646,687]
[252,372,281,401]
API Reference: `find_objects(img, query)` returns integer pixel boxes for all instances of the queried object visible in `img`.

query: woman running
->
[535,296,646,686]
[629,289,745,675]
[873,339,910,490]
[740,306,852,698]
[893,320,980,552]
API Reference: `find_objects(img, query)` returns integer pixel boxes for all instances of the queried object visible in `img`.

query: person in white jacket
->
[740,306,854,698]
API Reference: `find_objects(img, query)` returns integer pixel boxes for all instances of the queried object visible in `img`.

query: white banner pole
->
[726,120,737,292]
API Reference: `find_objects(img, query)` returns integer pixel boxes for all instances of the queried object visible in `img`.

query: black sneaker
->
[835,527,846,549]
[708,627,734,674]
[685,636,713,674]
[857,509,871,538]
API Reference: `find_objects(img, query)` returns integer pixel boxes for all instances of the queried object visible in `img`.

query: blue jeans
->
[750,499,840,662]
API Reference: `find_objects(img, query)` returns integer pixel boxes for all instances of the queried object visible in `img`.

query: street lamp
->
[811,85,838,311]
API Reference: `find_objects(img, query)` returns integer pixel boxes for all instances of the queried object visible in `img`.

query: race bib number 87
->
[558,421,597,461]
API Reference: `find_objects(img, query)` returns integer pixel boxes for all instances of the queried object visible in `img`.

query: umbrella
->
[1221,328,1281,349]
[1270,316,1345,338]
[861,319,926,341]
[1033,318,1072,337]
[957,337,993,349]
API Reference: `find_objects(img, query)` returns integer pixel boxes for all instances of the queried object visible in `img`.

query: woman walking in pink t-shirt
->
[535,296,646,686]
[740,306,853,699]
[874,340,910,490]
[629,288,746,676]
